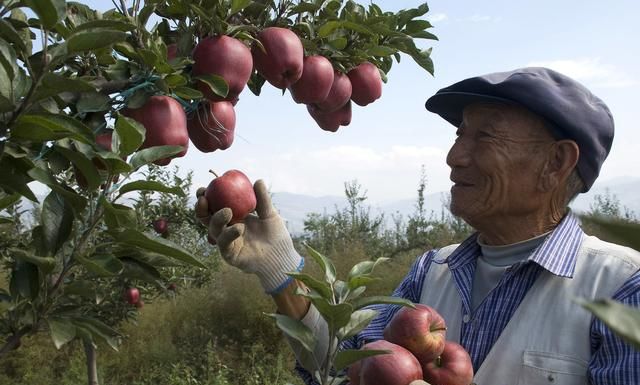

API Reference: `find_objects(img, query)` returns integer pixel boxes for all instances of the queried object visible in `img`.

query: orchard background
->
[0,1,639,385]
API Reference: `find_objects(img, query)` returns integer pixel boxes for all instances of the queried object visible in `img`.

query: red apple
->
[95,131,113,151]
[422,341,474,385]
[348,62,383,106]
[314,71,352,112]
[192,35,253,102]
[122,95,189,166]
[125,287,140,305]
[384,304,447,364]
[350,339,423,385]
[307,101,351,132]
[153,218,169,235]
[135,300,145,309]
[167,283,177,291]
[288,55,335,104]
[252,27,303,89]
[187,101,236,153]
[205,170,257,224]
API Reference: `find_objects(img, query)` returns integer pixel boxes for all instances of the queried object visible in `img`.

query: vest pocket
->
[517,350,588,385]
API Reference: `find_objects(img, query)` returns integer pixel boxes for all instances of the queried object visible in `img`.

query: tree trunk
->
[83,340,100,385]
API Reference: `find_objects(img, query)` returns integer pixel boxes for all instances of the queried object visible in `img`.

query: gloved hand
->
[195,179,304,294]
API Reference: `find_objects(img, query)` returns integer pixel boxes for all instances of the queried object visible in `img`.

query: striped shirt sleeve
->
[589,270,640,384]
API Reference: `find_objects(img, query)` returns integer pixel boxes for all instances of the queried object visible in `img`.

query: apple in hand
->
[205,170,257,224]
[307,101,351,132]
[192,35,253,102]
[422,341,474,385]
[122,95,189,166]
[314,71,352,112]
[187,101,236,153]
[384,304,447,363]
[289,55,335,104]
[252,27,304,89]
[348,62,383,106]
[124,287,140,305]
[349,339,423,385]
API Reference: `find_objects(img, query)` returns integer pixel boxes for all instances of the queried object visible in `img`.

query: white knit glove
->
[196,179,303,294]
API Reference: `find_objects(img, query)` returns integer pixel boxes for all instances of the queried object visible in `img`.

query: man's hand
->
[195,179,303,294]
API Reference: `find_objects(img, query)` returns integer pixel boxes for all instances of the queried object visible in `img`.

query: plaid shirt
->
[296,213,640,384]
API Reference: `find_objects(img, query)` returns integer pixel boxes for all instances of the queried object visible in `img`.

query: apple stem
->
[209,169,219,178]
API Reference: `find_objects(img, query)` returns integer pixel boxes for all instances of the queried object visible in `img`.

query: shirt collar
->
[436,212,584,278]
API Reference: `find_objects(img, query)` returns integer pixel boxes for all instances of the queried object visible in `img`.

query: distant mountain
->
[272,177,640,235]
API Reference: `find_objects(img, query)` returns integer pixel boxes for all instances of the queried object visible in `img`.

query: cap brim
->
[425,92,518,127]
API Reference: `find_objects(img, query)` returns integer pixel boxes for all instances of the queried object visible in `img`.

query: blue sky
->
[84,1,639,203]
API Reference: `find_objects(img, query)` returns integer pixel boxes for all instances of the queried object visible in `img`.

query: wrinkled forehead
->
[461,102,555,140]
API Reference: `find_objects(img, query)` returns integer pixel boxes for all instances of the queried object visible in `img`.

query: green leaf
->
[117,180,185,196]
[54,145,102,190]
[348,257,388,289]
[164,74,187,88]
[41,191,74,256]
[34,73,96,102]
[130,145,185,170]
[193,74,229,98]
[268,313,317,352]
[579,298,640,349]
[328,37,347,50]
[114,115,145,156]
[0,193,21,211]
[76,92,112,113]
[580,216,640,252]
[28,167,87,213]
[318,20,342,38]
[0,19,28,54]
[48,317,77,349]
[67,29,127,52]
[10,260,39,300]
[75,253,124,277]
[231,0,252,14]
[404,19,432,33]
[303,243,337,284]
[366,45,397,57]
[0,156,37,201]
[173,86,203,100]
[111,229,206,268]
[14,114,94,144]
[338,309,378,340]
[10,248,56,273]
[72,317,120,351]
[74,20,136,32]
[351,295,415,311]
[307,294,353,331]
[409,48,434,75]
[24,0,66,29]
[120,257,163,284]
[100,197,137,230]
[287,272,333,299]
[334,349,390,372]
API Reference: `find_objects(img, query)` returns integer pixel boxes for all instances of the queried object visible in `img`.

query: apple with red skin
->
[205,170,257,224]
[187,101,236,153]
[167,43,178,60]
[153,218,169,236]
[349,339,423,385]
[192,35,253,103]
[125,287,140,305]
[135,300,145,309]
[252,27,304,89]
[314,71,352,112]
[384,304,447,364]
[422,341,474,385]
[289,55,335,104]
[307,101,351,132]
[167,283,177,291]
[348,62,383,106]
[122,95,189,166]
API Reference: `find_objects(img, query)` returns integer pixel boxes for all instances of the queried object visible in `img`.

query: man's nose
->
[446,137,472,168]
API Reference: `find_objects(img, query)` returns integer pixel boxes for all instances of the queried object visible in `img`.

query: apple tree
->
[0,0,438,384]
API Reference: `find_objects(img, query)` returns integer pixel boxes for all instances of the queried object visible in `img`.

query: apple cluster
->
[348,304,474,385]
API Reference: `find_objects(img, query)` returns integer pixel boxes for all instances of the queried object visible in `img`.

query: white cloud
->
[427,13,448,23]
[527,58,638,88]
[460,14,501,23]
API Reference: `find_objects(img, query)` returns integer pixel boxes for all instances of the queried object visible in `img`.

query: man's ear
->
[539,140,580,192]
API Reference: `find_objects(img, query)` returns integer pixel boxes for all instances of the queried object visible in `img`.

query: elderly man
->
[196,67,640,384]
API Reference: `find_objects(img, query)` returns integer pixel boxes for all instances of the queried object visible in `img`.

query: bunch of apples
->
[348,304,474,385]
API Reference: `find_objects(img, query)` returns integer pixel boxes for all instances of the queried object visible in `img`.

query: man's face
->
[446,103,556,226]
